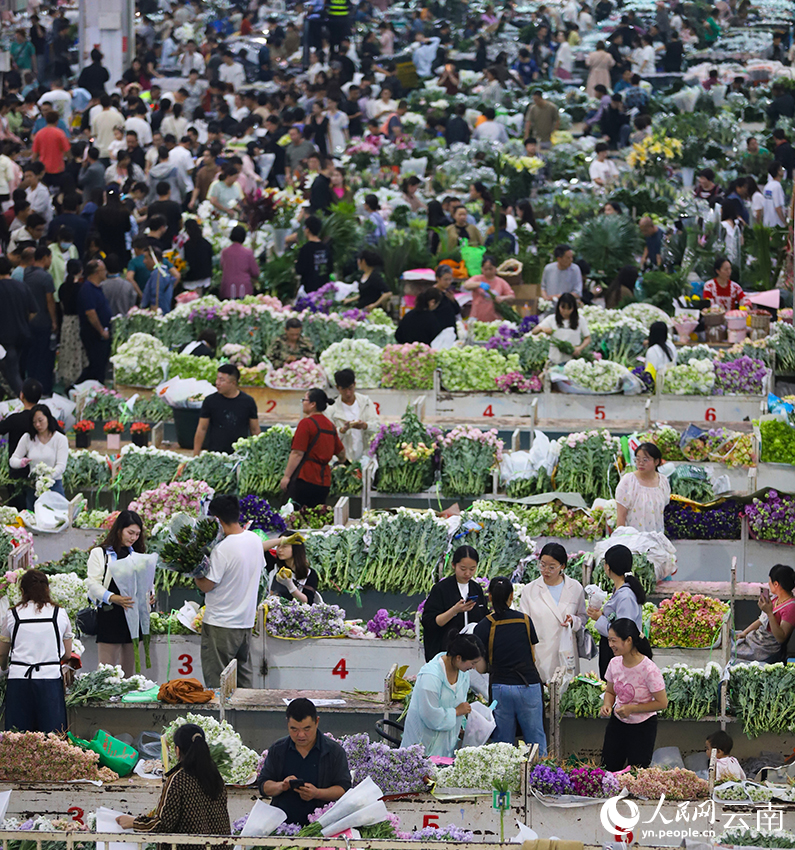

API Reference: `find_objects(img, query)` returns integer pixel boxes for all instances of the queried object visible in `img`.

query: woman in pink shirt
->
[462,255,514,322]
[219,225,259,299]
[600,618,668,772]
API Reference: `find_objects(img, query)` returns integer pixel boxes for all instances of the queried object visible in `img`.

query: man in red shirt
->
[31,110,70,188]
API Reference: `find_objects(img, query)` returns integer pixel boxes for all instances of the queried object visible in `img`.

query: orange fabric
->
[439,258,469,279]
[158,678,215,704]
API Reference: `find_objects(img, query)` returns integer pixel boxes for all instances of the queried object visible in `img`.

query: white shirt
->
[1,603,72,680]
[554,41,574,73]
[762,179,786,227]
[632,45,656,76]
[473,120,509,143]
[38,90,72,129]
[368,97,396,121]
[645,342,677,372]
[25,182,54,224]
[169,145,195,191]
[412,37,441,77]
[589,158,619,186]
[125,115,153,147]
[538,314,590,364]
[10,431,69,479]
[339,398,362,460]
[219,61,247,91]
[202,530,265,629]
[91,107,126,158]
[180,51,206,76]
[751,190,765,221]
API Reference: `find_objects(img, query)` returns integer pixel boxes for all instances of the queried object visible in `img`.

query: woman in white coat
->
[520,543,587,683]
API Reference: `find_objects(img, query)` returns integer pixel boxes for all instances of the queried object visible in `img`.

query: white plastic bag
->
[316,777,383,828]
[511,821,539,843]
[651,747,685,770]
[431,326,457,350]
[558,624,577,683]
[321,800,390,837]
[594,527,677,582]
[461,701,496,748]
[31,490,71,531]
[176,601,201,633]
[155,377,215,408]
[234,800,287,850]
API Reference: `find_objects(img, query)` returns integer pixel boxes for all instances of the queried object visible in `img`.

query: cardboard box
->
[511,283,540,301]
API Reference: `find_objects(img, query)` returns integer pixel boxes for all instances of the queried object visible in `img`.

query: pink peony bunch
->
[381,343,437,390]
[267,357,326,389]
[0,732,118,782]
[441,426,504,463]
[129,479,214,525]
[618,767,708,800]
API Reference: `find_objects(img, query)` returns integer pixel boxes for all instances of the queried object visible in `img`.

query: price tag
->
[178,654,193,675]
[332,659,348,679]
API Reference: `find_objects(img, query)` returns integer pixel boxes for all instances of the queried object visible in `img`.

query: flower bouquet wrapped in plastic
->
[159,513,221,580]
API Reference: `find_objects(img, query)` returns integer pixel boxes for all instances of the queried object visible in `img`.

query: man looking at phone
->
[257,698,351,824]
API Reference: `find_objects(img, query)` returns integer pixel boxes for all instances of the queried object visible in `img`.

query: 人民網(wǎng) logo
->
[601,795,640,839]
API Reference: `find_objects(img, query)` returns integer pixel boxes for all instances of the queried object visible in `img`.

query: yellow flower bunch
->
[501,154,545,174]
[398,440,437,463]
[163,250,187,273]
[550,130,574,146]
[627,135,683,170]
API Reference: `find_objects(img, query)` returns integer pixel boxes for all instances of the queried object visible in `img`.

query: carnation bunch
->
[267,357,326,389]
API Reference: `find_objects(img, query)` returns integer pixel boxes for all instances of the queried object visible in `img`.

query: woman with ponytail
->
[474,576,546,754]
[117,723,230,845]
[280,388,346,508]
[600,618,667,771]
[586,544,645,679]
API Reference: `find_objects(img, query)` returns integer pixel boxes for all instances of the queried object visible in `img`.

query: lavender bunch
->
[529,764,573,795]
[275,823,301,836]
[402,825,475,841]
[265,598,346,639]
[332,732,432,794]
[366,608,415,640]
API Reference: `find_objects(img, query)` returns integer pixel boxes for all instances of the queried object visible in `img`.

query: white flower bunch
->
[319,338,383,388]
[111,333,171,386]
[564,359,624,393]
[437,743,529,793]
[32,463,55,497]
[164,713,259,785]
[620,302,673,329]
[662,358,716,395]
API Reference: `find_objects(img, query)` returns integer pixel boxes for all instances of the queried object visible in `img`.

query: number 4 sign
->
[332,659,348,679]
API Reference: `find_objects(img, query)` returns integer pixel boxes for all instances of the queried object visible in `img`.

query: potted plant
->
[103,420,125,451]
[130,421,151,448]
[73,420,94,449]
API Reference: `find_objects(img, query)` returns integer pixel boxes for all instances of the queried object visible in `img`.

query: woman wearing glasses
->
[519,542,587,682]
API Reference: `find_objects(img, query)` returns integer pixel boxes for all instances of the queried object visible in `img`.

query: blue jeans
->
[491,683,547,755]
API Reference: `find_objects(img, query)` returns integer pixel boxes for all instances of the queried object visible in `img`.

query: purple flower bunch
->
[231,815,248,835]
[399,825,475,841]
[664,500,741,540]
[529,764,573,795]
[714,356,767,396]
[333,732,431,794]
[366,608,415,639]
[631,365,655,394]
[340,308,368,321]
[239,495,287,534]
[265,598,346,638]
[484,316,538,351]
[569,766,610,797]
[744,489,795,544]
[275,823,301,836]
[295,282,338,314]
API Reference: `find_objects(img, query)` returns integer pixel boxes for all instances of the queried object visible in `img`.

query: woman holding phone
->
[421,546,489,661]
[734,564,795,662]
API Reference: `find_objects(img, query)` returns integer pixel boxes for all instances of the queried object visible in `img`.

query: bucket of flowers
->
[130,422,151,448]
[103,420,125,451]
[73,420,94,449]
[369,409,440,494]
[441,426,504,498]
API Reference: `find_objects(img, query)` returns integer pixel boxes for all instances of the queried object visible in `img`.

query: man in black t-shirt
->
[194,364,260,455]
[295,216,333,293]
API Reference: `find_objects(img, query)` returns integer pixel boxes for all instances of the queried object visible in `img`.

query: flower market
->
[4,0,795,847]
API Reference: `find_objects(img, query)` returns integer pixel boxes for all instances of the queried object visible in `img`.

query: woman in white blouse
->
[615,442,670,534]
[10,404,69,509]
